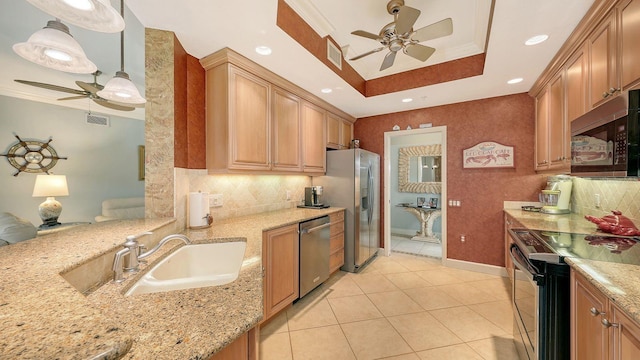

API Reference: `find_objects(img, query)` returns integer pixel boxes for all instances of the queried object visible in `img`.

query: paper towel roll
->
[189,192,211,229]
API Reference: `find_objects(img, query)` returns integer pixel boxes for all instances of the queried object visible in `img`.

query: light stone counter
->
[1,207,342,359]
[505,209,640,326]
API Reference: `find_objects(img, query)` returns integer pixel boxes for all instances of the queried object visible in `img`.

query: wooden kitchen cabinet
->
[272,87,301,172]
[566,44,588,122]
[329,210,345,273]
[535,72,569,172]
[208,327,259,360]
[326,112,353,150]
[535,87,551,170]
[301,101,326,173]
[588,12,619,108]
[205,64,271,172]
[619,0,640,90]
[571,269,640,360]
[262,224,299,321]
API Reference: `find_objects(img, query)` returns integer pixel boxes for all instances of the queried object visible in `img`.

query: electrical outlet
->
[594,194,601,208]
[286,190,291,201]
[209,194,223,207]
[460,235,466,242]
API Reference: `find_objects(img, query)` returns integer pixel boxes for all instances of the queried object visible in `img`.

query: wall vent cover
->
[327,39,342,70]
[86,113,110,126]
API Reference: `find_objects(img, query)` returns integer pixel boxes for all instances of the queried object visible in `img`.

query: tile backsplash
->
[187,170,311,221]
[573,177,640,223]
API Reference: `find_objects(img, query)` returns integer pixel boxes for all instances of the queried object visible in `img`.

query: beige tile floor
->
[259,252,518,360]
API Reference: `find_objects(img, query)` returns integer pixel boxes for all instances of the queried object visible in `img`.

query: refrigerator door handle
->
[367,164,374,225]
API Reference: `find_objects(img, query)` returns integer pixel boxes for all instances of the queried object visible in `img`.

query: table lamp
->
[32,174,69,229]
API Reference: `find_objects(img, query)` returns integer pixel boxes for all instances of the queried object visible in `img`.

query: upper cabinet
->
[588,12,619,108]
[620,0,640,90]
[530,0,640,173]
[326,112,353,150]
[205,64,272,172]
[272,87,302,172]
[301,102,326,173]
[200,48,355,175]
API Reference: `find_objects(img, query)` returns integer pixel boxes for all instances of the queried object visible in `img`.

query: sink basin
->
[125,241,246,296]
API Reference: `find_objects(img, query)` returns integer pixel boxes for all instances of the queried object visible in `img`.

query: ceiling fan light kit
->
[349,0,453,71]
[98,0,145,105]
[25,0,125,33]
[12,19,97,74]
[97,70,145,104]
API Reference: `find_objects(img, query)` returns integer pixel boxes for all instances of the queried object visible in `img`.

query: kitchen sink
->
[125,240,246,296]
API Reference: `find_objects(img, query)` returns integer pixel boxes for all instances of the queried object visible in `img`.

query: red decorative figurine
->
[585,210,640,236]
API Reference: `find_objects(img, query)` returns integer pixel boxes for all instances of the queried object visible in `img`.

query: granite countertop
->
[505,208,640,326]
[0,207,343,359]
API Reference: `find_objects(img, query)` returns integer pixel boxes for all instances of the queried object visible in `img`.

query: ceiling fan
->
[349,0,453,71]
[14,71,136,111]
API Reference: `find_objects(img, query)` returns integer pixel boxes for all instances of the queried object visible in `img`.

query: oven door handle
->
[510,243,545,285]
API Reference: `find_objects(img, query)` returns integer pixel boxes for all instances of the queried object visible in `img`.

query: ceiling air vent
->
[85,113,110,127]
[327,39,342,70]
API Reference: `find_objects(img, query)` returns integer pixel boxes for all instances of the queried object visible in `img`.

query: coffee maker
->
[540,175,572,214]
[304,186,324,207]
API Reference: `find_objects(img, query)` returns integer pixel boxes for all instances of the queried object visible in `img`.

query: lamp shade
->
[13,20,97,74]
[97,70,146,104]
[32,175,69,197]
[25,0,125,33]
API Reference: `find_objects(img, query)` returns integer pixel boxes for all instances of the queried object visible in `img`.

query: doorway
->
[383,126,447,261]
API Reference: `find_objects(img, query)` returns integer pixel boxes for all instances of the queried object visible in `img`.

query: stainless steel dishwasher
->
[299,215,331,298]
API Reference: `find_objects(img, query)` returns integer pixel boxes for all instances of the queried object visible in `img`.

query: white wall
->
[390,131,443,236]
[0,96,144,225]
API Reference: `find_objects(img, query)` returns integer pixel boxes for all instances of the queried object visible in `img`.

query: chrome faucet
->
[112,233,193,283]
[138,234,192,260]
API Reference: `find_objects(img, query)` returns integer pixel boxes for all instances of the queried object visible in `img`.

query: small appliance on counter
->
[298,186,329,209]
[540,175,572,214]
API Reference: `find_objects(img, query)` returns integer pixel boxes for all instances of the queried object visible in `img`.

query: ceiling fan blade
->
[94,99,135,111]
[404,44,436,62]
[380,50,398,71]
[395,6,421,35]
[58,95,88,101]
[14,79,85,95]
[350,47,386,61]
[412,18,453,42]
[76,80,103,94]
[351,30,381,41]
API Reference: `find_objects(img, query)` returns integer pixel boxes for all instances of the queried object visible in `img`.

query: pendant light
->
[25,0,124,33]
[13,19,97,74]
[97,0,145,105]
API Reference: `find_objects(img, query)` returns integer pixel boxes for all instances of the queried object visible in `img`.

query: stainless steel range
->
[508,228,640,360]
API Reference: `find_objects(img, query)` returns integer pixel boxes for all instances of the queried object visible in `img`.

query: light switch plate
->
[209,194,223,207]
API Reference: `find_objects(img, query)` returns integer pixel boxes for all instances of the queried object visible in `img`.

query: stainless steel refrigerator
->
[314,149,380,272]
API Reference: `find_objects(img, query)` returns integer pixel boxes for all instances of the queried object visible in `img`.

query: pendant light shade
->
[97,70,145,104]
[13,20,97,74]
[97,0,145,105]
[25,0,124,33]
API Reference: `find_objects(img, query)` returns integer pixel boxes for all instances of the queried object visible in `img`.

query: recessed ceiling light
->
[321,88,332,94]
[525,34,549,46]
[255,46,272,55]
[402,98,413,103]
[508,78,523,84]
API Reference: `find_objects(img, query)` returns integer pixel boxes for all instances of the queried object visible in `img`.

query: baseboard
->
[443,258,508,277]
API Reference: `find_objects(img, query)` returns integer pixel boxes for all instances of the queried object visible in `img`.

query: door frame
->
[383,126,447,262]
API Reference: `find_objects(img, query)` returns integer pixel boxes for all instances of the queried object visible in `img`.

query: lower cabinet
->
[571,269,640,360]
[329,210,345,273]
[208,327,259,360]
[262,224,299,322]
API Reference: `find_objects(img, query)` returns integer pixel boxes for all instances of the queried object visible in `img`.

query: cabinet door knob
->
[590,307,602,316]
[603,91,610,98]
[601,318,618,328]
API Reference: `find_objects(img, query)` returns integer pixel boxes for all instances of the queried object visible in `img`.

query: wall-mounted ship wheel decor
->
[0,134,67,176]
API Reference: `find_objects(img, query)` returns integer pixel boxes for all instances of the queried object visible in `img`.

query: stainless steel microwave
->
[571,89,640,176]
